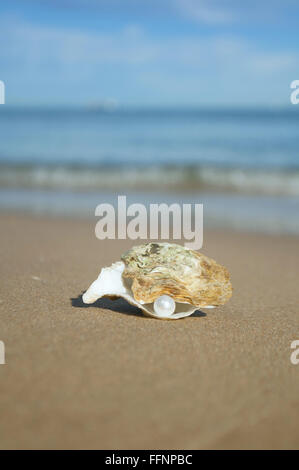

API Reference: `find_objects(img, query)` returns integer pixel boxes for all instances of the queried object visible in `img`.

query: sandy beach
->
[0,212,299,450]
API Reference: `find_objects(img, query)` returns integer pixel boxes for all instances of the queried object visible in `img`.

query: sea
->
[0,106,298,234]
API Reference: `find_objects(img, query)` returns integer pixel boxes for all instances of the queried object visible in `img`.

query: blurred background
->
[0,0,299,233]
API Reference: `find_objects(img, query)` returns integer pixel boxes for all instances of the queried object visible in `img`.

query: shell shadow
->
[71,292,206,319]
[71,292,143,318]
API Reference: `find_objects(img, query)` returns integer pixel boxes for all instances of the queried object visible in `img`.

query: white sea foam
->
[0,165,299,197]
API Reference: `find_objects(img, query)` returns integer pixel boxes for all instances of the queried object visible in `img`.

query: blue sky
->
[0,0,298,106]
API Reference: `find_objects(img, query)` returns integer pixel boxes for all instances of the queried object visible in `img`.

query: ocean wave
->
[0,164,299,196]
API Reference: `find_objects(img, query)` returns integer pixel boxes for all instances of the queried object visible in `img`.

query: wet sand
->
[0,213,299,449]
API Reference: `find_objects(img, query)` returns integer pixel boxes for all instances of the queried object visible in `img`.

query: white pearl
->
[153,295,176,317]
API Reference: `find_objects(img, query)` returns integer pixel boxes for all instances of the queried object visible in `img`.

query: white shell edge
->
[82,261,215,320]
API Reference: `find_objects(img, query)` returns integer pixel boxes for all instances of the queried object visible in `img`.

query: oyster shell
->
[82,242,232,320]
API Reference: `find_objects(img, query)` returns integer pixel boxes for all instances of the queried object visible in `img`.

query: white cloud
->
[1,15,296,68]
[0,15,297,105]
[176,0,236,24]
